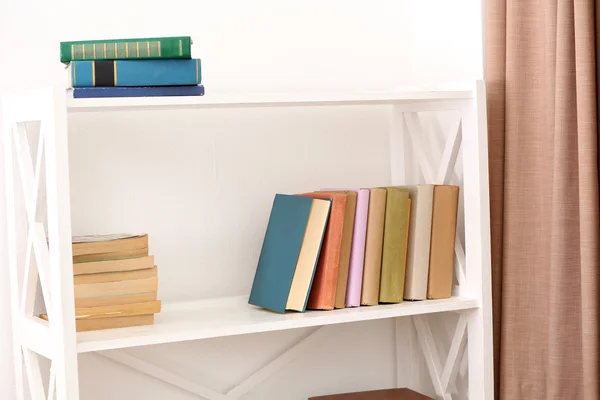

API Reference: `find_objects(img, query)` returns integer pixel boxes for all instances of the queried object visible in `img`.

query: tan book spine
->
[404,185,434,300]
[360,188,387,305]
[73,248,148,263]
[74,277,158,299]
[427,185,459,299]
[72,234,148,256]
[72,256,154,275]
[38,313,155,332]
[74,292,157,308]
[76,314,154,332]
[74,266,157,285]
[75,301,161,320]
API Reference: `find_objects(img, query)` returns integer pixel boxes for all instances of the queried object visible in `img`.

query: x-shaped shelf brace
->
[9,121,57,400]
[99,326,330,400]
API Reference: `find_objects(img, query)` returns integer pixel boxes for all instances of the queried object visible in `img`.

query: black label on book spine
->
[94,61,115,87]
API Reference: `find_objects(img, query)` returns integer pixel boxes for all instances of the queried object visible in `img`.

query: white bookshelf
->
[2,81,494,400]
[77,295,479,354]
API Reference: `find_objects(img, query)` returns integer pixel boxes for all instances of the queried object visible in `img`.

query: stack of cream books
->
[42,233,161,332]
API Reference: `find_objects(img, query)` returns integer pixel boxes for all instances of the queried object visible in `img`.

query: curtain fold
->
[487,0,600,399]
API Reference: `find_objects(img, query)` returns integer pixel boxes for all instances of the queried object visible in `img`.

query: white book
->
[403,184,434,300]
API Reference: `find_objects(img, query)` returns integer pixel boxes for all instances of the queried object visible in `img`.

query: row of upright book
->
[41,233,161,332]
[60,36,204,98]
[249,185,459,313]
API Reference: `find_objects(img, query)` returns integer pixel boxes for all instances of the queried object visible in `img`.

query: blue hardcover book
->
[68,59,201,87]
[249,194,331,313]
[72,85,205,98]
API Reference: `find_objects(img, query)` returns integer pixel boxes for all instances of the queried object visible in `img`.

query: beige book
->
[76,301,162,320]
[72,234,148,257]
[39,313,155,332]
[360,188,387,305]
[74,266,157,285]
[403,185,434,300]
[75,292,158,308]
[427,185,459,299]
[73,256,154,275]
[286,199,331,311]
[74,277,158,299]
[73,248,149,263]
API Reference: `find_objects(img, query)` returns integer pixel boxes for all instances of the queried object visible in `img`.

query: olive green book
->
[60,36,192,63]
[379,187,411,303]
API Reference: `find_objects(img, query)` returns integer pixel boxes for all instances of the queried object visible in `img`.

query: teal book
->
[68,59,201,88]
[249,194,331,313]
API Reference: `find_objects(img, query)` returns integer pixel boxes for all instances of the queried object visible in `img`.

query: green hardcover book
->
[60,36,192,63]
[379,187,411,303]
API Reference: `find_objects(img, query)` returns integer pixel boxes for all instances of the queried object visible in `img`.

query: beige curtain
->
[486,1,600,399]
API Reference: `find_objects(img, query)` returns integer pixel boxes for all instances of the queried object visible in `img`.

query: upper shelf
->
[65,88,474,113]
[76,295,478,353]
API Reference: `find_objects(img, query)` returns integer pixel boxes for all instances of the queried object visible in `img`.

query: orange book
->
[298,192,348,310]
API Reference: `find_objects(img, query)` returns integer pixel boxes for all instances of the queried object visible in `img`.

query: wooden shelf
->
[65,89,474,113]
[76,295,478,353]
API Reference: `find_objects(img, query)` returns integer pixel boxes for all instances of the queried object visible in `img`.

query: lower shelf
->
[76,295,478,353]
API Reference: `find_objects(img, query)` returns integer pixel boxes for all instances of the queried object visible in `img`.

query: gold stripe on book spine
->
[82,44,86,60]
[126,43,129,57]
[103,43,107,58]
[93,44,96,59]
[179,40,182,56]
[136,42,139,57]
[92,61,95,86]
[114,61,117,85]
[114,43,117,58]
[71,45,75,61]
[146,41,150,56]
[158,41,161,56]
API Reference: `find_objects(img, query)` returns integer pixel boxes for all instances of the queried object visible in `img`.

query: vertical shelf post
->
[45,88,80,400]
[461,81,494,399]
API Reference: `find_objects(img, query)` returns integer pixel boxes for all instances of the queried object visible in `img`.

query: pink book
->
[322,188,369,307]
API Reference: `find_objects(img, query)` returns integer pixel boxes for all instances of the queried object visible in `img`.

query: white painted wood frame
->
[1,81,494,400]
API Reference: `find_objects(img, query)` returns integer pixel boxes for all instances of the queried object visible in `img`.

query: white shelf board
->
[65,89,474,113]
[76,295,478,353]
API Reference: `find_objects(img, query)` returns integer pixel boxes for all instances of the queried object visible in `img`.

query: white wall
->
[0,1,484,399]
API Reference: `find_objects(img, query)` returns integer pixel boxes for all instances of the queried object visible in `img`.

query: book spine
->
[70,59,201,87]
[60,37,192,63]
[361,188,387,305]
[72,85,205,98]
[403,185,434,300]
[379,188,411,303]
[427,185,459,299]
[345,189,369,307]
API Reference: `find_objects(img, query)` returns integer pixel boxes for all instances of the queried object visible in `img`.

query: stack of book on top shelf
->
[41,233,161,332]
[248,184,459,314]
[61,36,204,99]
